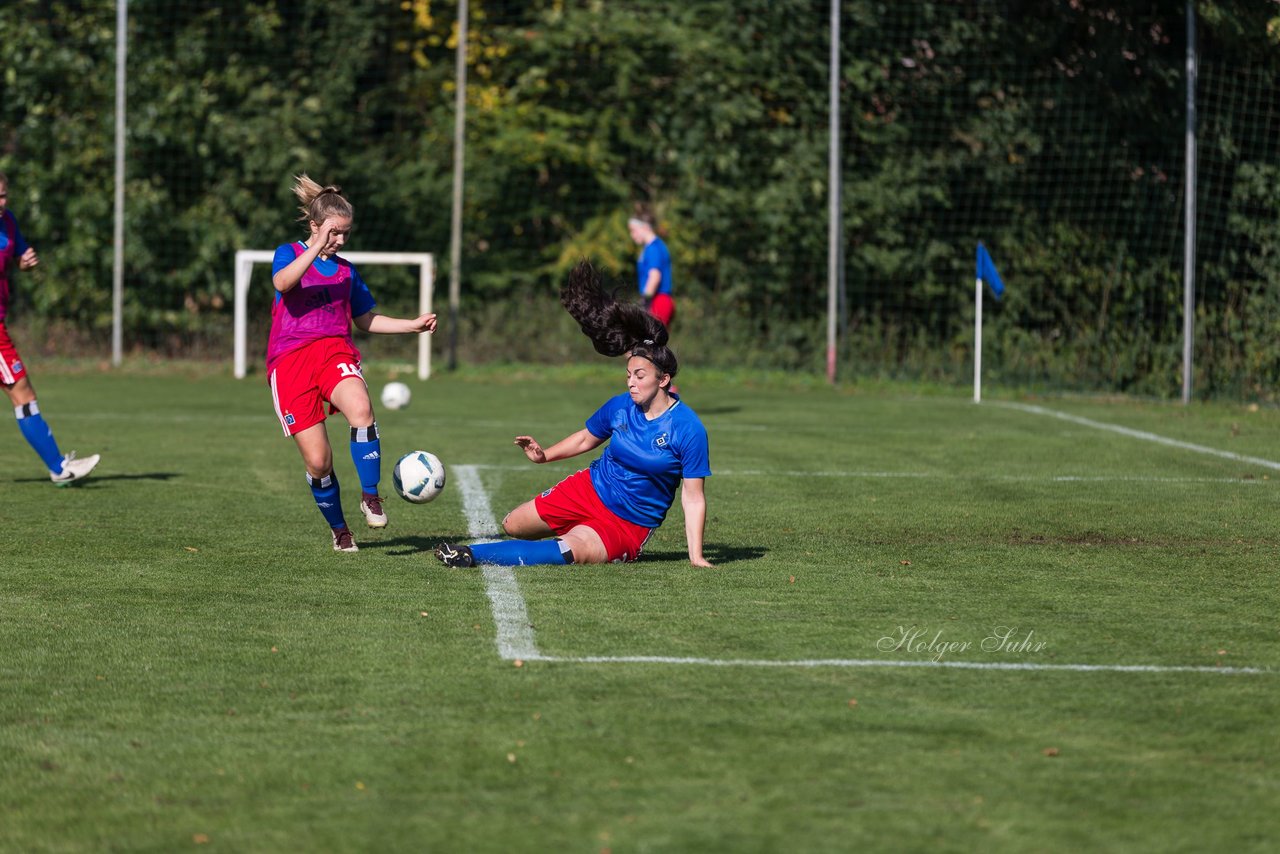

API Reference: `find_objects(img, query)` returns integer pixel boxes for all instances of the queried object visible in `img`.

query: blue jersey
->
[585,392,711,528]
[636,237,673,297]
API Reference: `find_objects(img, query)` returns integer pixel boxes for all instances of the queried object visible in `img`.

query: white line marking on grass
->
[996,402,1280,471]
[455,465,542,662]
[464,464,1264,484]
[524,654,1268,675]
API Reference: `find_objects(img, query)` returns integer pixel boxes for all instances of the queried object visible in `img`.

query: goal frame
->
[233,250,435,380]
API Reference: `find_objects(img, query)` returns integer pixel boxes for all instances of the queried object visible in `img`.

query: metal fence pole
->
[826,0,840,385]
[1181,0,1197,404]
[112,0,127,366]
[447,0,468,371]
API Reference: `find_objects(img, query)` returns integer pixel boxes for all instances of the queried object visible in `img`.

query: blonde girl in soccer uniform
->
[267,175,436,552]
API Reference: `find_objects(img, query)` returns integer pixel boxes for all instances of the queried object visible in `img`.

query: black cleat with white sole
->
[434,542,475,567]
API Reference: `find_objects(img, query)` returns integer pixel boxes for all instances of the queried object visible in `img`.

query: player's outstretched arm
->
[354,311,437,334]
[515,429,603,464]
[681,478,713,568]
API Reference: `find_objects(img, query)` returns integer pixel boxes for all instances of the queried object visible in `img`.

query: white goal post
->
[233,250,435,380]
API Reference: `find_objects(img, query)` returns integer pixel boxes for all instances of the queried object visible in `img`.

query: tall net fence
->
[1,1,1277,397]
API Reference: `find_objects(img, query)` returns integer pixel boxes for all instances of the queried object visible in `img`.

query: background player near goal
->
[627,205,675,327]
[267,174,436,553]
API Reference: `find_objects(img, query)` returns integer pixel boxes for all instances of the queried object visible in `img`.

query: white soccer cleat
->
[360,493,388,528]
[332,527,359,553]
[50,451,100,487]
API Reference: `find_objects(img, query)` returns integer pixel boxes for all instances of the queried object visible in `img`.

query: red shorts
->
[268,338,366,436]
[0,323,29,385]
[647,293,675,326]
[534,469,654,563]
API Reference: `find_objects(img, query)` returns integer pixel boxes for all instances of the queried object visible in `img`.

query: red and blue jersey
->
[636,236,673,297]
[0,209,32,322]
[266,242,376,372]
[585,392,711,528]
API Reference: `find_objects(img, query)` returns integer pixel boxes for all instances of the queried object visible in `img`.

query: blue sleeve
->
[639,244,656,275]
[653,241,671,267]
[271,243,297,276]
[585,395,622,439]
[676,419,712,478]
[349,264,377,317]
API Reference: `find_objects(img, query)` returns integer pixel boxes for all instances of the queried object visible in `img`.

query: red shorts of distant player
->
[646,294,675,326]
[534,468,654,563]
[269,337,365,436]
[0,323,29,385]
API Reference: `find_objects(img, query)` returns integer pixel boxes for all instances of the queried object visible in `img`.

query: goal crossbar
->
[233,250,435,380]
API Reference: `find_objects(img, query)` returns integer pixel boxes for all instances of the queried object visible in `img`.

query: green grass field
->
[2,364,1277,852]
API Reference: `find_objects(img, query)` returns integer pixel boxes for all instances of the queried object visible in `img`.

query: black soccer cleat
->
[434,542,475,567]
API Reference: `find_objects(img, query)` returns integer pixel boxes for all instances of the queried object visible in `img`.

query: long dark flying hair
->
[561,260,679,380]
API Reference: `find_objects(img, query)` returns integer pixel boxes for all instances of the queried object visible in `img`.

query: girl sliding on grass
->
[434,261,712,568]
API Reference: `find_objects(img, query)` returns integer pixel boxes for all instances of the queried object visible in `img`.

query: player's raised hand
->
[18,247,38,270]
[514,436,546,463]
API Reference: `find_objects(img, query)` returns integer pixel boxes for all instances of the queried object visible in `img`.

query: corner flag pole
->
[973,274,983,403]
[974,242,1005,404]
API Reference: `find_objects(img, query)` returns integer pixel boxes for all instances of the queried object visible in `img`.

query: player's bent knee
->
[303,457,333,479]
[346,409,374,428]
[502,501,546,538]
[562,527,608,564]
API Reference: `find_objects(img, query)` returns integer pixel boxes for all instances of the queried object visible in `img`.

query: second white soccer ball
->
[393,450,446,504]
[381,381,412,411]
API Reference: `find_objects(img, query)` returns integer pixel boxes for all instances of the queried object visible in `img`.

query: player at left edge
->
[0,170,101,486]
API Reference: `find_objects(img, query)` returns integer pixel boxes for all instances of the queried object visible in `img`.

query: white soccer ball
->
[381,381,412,411]
[393,450,446,504]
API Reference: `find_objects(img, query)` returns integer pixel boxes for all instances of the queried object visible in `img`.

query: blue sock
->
[306,471,348,529]
[15,401,65,474]
[470,539,572,567]
[350,423,381,494]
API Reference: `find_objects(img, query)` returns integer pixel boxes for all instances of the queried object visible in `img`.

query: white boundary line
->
[463,464,1265,485]
[995,401,1280,470]
[456,465,1270,676]
[455,465,540,661]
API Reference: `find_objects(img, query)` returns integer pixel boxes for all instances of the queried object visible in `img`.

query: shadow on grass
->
[360,534,471,558]
[12,471,181,485]
[642,543,767,564]
[361,538,766,566]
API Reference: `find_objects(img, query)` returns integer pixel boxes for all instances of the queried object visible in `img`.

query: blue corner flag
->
[976,243,1005,300]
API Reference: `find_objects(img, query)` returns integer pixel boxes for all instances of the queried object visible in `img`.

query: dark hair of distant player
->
[560,260,678,381]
